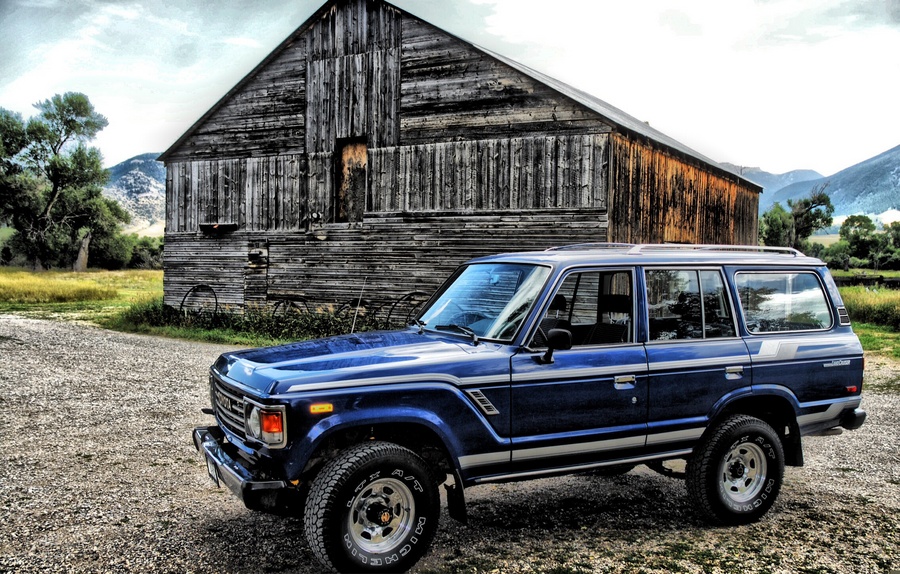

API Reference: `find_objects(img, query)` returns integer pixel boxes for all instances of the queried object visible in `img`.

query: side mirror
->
[538,328,572,364]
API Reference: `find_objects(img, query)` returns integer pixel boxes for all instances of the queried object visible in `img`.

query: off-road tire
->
[304,441,439,573]
[686,415,785,525]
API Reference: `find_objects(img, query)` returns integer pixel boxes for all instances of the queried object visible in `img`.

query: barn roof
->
[159,0,759,189]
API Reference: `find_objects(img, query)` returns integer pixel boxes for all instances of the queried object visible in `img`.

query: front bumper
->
[192,426,295,513]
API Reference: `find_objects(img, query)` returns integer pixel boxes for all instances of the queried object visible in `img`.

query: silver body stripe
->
[284,373,508,394]
[511,363,648,384]
[797,398,861,427]
[512,435,646,462]
[649,357,744,372]
[646,427,705,445]
[752,335,860,362]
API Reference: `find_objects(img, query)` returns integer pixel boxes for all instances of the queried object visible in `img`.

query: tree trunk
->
[73,232,91,272]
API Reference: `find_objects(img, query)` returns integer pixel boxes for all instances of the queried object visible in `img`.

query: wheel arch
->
[710,393,804,466]
[300,418,458,485]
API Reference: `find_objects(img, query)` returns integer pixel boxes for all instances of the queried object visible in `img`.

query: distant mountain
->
[721,164,823,198]
[752,144,900,219]
[103,153,165,236]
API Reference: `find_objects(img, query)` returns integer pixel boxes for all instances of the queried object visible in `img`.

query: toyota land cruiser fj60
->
[193,244,866,573]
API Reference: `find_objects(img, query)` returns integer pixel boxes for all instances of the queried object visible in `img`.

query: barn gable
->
[160,0,760,313]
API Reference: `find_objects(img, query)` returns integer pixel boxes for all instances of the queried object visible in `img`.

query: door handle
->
[614,375,636,390]
[725,365,744,379]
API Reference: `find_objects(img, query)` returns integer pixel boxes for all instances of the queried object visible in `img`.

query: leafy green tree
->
[885,221,900,249]
[759,203,794,248]
[759,184,834,251]
[0,93,129,270]
[839,215,877,260]
[786,184,834,251]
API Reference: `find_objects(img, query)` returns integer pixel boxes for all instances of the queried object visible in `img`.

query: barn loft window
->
[334,140,367,223]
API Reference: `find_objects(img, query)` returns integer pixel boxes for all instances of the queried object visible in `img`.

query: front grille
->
[211,376,246,440]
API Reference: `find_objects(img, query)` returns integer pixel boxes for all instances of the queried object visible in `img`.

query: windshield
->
[418,263,550,342]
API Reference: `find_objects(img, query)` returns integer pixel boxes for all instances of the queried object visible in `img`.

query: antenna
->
[350,276,368,334]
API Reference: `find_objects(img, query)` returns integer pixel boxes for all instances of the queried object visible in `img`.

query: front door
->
[509,268,649,474]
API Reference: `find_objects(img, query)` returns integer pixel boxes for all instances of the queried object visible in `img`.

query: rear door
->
[644,268,751,452]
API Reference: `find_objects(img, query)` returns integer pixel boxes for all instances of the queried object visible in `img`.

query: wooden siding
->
[166,156,306,233]
[607,134,759,245]
[163,38,308,162]
[399,18,613,144]
[369,135,608,212]
[164,209,608,310]
[168,133,609,234]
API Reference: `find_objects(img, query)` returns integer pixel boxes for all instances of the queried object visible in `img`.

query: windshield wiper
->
[435,324,479,346]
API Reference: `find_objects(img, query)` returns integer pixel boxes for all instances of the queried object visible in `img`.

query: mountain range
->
[104,144,900,236]
[725,144,900,224]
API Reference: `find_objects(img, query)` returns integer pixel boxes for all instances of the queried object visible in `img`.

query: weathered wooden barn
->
[159,0,761,313]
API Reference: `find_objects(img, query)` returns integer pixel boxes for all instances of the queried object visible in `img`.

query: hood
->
[213,328,505,394]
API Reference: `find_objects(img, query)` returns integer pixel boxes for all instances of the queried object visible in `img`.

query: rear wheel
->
[686,415,784,525]
[304,441,439,573]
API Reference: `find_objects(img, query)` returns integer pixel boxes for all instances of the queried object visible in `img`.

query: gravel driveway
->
[1,315,898,574]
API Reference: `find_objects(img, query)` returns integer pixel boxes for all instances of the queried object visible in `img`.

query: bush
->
[115,297,386,343]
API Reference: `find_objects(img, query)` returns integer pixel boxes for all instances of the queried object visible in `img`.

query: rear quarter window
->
[736,271,833,333]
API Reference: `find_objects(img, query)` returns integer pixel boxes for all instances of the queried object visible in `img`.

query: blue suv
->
[194,244,866,573]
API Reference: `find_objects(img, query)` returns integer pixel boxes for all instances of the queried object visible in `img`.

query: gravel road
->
[1,315,898,574]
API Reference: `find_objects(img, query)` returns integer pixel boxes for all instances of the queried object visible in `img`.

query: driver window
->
[533,270,633,347]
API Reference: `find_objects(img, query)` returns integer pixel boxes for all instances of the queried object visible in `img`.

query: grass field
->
[1,267,899,355]
[0,267,162,322]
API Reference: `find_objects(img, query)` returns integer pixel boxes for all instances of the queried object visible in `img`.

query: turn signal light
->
[310,403,334,414]
[260,410,284,434]
[846,385,858,393]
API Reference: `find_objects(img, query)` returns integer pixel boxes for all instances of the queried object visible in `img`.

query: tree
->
[759,184,834,251]
[786,184,834,251]
[839,215,878,260]
[0,93,129,270]
[759,203,793,248]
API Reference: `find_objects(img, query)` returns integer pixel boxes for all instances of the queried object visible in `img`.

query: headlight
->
[244,402,286,448]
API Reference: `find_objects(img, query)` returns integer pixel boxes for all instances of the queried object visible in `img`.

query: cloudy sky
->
[1,0,898,176]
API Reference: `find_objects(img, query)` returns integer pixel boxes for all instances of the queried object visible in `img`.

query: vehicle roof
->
[467,244,827,268]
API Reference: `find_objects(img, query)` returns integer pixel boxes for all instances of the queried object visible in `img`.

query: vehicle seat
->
[533,294,572,346]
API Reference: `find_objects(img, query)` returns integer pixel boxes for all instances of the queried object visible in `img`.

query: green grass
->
[841,286,900,331]
[0,267,160,309]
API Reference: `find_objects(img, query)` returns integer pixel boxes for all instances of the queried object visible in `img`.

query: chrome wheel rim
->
[347,478,415,554]
[719,442,767,504]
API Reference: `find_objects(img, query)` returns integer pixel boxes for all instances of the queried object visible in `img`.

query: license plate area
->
[205,452,221,488]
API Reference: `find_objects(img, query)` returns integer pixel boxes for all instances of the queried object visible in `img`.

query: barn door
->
[335,141,367,223]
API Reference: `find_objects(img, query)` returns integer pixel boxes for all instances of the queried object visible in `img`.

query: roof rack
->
[626,244,803,256]
[544,243,803,256]
[545,243,635,251]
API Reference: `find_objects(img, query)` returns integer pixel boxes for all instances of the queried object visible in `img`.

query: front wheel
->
[686,415,785,525]
[304,441,440,573]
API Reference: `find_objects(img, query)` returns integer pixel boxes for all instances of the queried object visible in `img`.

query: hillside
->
[103,153,165,236]
[721,164,823,197]
[754,144,900,219]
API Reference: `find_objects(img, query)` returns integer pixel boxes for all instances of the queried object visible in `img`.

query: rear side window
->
[645,269,736,341]
[736,272,833,333]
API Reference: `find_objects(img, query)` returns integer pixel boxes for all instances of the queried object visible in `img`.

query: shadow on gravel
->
[194,470,708,573]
